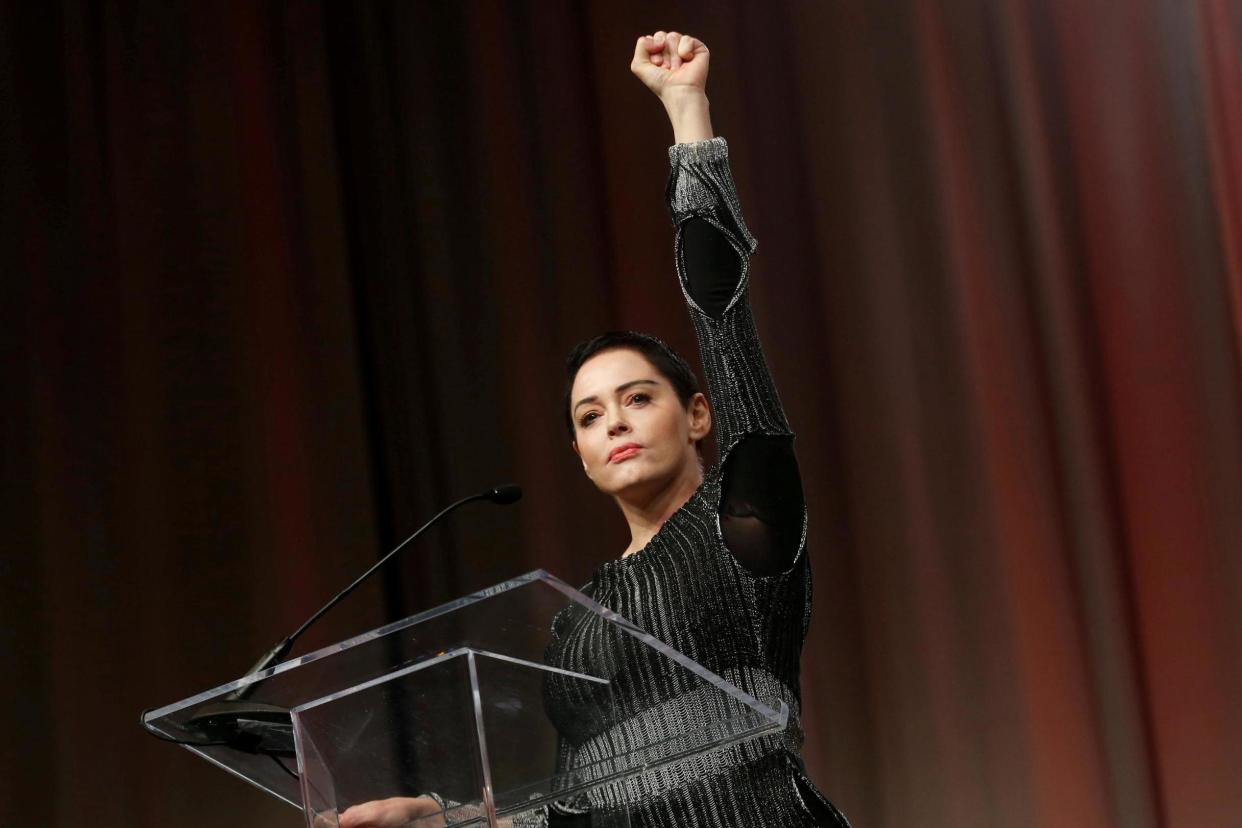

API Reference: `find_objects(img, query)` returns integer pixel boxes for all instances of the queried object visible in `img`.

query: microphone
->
[157,483,522,755]
[485,483,522,505]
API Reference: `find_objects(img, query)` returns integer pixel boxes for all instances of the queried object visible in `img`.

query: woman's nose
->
[607,412,631,436]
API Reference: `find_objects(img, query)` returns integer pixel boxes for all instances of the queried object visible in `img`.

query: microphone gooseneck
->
[278,482,522,659]
[151,483,521,755]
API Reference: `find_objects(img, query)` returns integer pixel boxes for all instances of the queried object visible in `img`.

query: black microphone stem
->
[286,494,487,653]
[248,489,501,680]
[165,484,521,753]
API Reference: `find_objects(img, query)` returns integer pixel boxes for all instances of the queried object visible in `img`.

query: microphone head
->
[485,484,522,505]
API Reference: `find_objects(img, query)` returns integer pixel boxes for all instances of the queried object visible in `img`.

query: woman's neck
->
[616,462,704,558]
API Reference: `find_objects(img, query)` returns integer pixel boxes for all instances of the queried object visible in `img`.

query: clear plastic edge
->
[290,648,612,715]
[539,578,788,727]
[145,569,784,729]
[143,570,554,722]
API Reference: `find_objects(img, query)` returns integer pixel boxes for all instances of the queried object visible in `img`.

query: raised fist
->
[630,31,710,101]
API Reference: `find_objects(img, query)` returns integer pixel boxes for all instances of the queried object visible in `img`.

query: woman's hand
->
[321,797,516,828]
[630,31,714,144]
[333,796,446,828]
[630,31,709,103]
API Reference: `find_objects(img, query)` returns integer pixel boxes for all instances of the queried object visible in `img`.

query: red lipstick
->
[608,443,642,463]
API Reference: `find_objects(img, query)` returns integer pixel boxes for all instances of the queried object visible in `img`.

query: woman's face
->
[570,348,710,501]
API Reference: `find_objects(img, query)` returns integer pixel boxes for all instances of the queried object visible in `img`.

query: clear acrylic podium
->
[143,570,789,827]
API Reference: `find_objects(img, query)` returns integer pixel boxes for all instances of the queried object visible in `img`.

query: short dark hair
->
[563,331,701,437]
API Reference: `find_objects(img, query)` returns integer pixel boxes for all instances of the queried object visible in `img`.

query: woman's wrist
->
[662,89,714,144]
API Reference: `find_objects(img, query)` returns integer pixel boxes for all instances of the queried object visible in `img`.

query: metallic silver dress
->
[526,138,851,828]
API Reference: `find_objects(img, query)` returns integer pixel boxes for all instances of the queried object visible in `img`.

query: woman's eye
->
[579,412,599,427]
[629,393,650,405]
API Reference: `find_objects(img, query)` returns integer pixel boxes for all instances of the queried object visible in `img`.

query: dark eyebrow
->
[572,379,659,415]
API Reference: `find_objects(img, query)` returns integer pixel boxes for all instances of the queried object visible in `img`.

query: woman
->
[339,30,851,828]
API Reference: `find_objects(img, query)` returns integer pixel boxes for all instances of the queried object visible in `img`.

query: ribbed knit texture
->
[518,138,850,828]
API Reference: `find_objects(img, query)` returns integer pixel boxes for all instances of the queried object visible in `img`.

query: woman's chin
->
[606,464,683,502]
[598,464,657,497]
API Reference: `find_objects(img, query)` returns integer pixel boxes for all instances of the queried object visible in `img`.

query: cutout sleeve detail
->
[666,138,806,576]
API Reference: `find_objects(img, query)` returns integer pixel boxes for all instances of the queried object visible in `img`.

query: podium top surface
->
[143,570,789,822]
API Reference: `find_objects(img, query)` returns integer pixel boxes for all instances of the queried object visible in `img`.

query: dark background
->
[3,2,1241,826]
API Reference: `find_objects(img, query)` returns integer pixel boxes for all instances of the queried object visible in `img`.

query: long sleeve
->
[668,138,806,576]
[666,137,789,454]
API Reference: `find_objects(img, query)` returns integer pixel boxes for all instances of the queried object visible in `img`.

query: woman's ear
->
[572,440,592,478]
[688,392,711,442]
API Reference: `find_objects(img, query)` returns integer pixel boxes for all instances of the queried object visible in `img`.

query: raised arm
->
[634,33,806,576]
